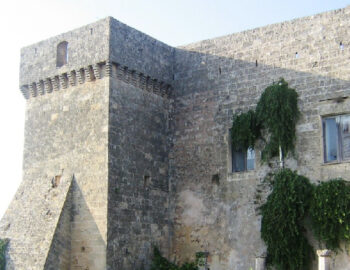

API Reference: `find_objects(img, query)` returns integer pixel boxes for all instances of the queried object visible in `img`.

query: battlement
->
[19,17,174,99]
[20,60,172,99]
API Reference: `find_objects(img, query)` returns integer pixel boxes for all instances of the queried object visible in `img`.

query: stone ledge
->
[20,60,172,100]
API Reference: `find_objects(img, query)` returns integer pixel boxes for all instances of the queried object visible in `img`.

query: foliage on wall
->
[231,79,350,269]
[255,78,300,163]
[150,247,198,270]
[231,78,300,165]
[0,239,8,270]
[310,179,350,250]
[231,110,261,151]
[261,169,314,270]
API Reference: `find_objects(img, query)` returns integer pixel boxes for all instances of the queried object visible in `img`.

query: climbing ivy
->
[230,78,350,269]
[256,78,300,163]
[0,239,8,270]
[310,179,350,250]
[150,247,198,270]
[231,78,300,164]
[231,110,261,151]
[260,169,314,270]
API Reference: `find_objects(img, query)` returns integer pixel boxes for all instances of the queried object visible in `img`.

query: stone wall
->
[44,180,73,270]
[20,18,110,86]
[107,75,172,269]
[171,6,350,270]
[109,18,174,84]
[3,5,350,270]
[0,77,110,269]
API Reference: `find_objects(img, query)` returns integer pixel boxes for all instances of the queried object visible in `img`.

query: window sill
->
[227,170,256,182]
[321,160,350,166]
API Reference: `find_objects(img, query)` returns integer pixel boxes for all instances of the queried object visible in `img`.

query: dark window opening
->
[232,147,255,172]
[144,175,151,188]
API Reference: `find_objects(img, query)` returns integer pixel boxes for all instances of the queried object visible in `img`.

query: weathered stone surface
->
[2,5,350,270]
[171,6,350,270]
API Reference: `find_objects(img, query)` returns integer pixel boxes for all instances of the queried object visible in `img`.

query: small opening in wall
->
[144,175,151,188]
[34,48,37,54]
[56,41,68,67]
[340,41,344,50]
[90,28,93,35]
[81,246,85,252]
[295,52,299,59]
[219,67,221,74]
[255,60,258,67]
[172,74,175,80]
[51,175,61,188]
[212,174,220,185]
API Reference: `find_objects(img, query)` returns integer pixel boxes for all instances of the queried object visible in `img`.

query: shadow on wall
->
[169,45,350,269]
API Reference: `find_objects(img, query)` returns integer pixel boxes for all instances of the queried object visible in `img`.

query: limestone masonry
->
[1,6,350,270]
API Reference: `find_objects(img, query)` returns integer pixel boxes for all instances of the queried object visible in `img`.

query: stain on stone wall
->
[171,6,350,270]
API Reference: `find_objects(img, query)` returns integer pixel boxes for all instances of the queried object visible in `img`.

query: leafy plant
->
[310,179,350,250]
[256,78,300,164]
[195,251,208,267]
[150,247,198,270]
[231,110,261,151]
[231,78,300,166]
[260,169,314,270]
[0,239,8,270]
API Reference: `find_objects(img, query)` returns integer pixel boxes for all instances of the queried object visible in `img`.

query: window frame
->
[232,147,255,173]
[322,114,350,164]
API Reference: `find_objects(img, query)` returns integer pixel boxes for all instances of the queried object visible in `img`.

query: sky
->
[0,0,349,218]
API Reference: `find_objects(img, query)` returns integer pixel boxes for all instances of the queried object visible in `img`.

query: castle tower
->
[3,6,350,270]
[0,17,174,269]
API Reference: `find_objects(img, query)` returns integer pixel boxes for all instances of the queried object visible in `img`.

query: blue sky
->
[0,0,349,217]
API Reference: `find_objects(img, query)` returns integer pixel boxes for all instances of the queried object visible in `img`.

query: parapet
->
[19,17,174,99]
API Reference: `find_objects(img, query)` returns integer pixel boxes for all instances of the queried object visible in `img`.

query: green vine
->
[230,79,350,269]
[150,247,198,270]
[256,78,300,162]
[231,78,300,164]
[310,179,350,250]
[260,169,314,270]
[0,239,8,270]
[231,110,261,151]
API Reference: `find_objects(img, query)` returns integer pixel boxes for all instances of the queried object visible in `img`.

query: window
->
[56,41,68,67]
[323,114,350,163]
[232,147,255,172]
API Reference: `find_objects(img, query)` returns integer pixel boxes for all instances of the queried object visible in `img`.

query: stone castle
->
[1,5,350,270]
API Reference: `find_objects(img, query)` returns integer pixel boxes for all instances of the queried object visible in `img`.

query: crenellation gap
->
[92,64,101,80]
[68,71,77,86]
[59,74,69,89]
[116,63,124,80]
[44,78,53,93]
[85,66,96,82]
[52,76,60,91]
[122,66,129,83]
[105,61,112,77]
[20,85,30,99]
[77,68,85,84]
[38,80,45,95]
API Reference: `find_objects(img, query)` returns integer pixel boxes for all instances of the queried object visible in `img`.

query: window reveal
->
[323,114,350,163]
[232,147,255,172]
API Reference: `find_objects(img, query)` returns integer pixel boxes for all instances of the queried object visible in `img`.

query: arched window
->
[56,41,68,67]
